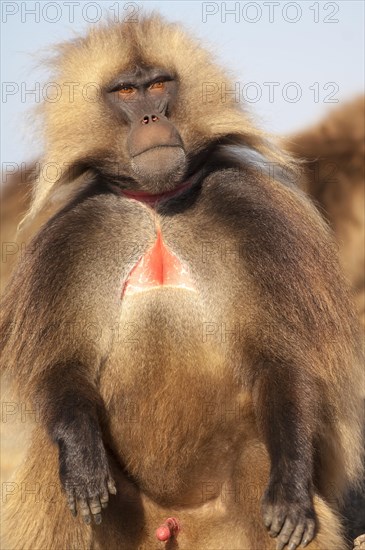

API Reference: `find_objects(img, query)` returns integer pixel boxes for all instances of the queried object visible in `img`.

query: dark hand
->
[58,435,116,525]
[261,480,316,550]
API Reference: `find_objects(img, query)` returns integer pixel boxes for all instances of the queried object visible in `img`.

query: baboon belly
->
[100,288,253,505]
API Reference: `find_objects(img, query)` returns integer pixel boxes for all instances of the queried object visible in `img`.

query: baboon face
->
[105,65,185,193]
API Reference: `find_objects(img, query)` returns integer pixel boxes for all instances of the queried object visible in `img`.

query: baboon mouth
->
[131,144,184,159]
[130,145,187,187]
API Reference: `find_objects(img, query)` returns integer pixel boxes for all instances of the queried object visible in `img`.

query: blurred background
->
[1,0,364,166]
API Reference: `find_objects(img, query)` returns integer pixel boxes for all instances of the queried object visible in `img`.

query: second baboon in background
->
[287,96,365,329]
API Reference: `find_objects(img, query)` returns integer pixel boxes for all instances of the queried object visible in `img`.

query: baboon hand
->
[58,436,117,525]
[261,483,316,550]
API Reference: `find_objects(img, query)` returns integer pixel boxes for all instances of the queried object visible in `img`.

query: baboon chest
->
[95,199,254,497]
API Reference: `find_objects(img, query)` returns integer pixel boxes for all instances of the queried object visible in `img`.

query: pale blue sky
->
[1,0,364,165]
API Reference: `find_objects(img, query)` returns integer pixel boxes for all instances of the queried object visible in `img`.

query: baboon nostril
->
[141,115,159,124]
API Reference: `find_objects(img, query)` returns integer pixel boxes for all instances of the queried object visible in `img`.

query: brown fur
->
[1,15,363,550]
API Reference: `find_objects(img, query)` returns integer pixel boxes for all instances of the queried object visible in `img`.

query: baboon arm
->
[35,361,116,524]
[36,361,102,439]
[252,359,317,548]
[253,360,314,487]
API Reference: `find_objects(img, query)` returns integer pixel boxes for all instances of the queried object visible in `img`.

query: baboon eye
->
[150,81,165,91]
[118,86,135,96]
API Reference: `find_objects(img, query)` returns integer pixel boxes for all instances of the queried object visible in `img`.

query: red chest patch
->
[122,229,195,296]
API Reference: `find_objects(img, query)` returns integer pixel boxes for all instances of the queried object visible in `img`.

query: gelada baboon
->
[1,14,364,550]
[286,96,365,330]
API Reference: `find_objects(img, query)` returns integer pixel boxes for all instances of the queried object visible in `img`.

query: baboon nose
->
[141,114,159,124]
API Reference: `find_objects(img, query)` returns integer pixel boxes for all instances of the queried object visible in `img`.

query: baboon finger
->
[100,488,109,509]
[78,498,92,525]
[107,478,117,495]
[269,510,285,538]
[276,517,295,550]
[287,523,306,550]
[66,488,77,517]
[88,496,102,517]
[262,503,273,528]
[301,519,315,547]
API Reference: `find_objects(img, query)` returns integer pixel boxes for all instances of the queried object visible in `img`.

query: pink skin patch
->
[122,229,195,296]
